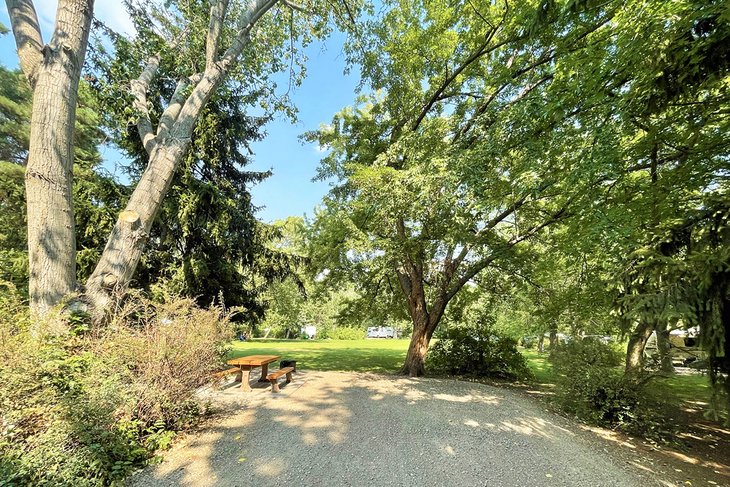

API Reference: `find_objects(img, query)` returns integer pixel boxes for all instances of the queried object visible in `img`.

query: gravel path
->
[127,371,659,487]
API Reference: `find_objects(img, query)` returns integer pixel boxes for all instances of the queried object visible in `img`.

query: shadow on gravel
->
[129,372,645,487]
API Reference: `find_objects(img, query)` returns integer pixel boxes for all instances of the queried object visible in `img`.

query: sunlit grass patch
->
[228,338,410,374]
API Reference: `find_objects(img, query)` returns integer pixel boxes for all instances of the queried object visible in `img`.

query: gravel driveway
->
[127,371,659,487]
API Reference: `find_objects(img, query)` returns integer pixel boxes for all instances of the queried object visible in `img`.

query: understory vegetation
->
[548,340,655,432]
[0,284,232,485]
[428,313,532,381]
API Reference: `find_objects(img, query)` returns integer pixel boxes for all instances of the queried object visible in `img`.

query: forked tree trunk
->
[6,0,95,315]
[625,319,654,380]
[84,0,278,316]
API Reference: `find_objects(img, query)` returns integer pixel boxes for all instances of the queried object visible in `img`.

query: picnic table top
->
[227,355,280,367]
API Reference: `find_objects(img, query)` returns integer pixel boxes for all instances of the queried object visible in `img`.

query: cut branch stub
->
[119,210,140,224]
[101,273,118,288]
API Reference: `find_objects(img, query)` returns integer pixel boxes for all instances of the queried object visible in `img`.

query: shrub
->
[0,289,232,486]
[328,327,364,340]
[427,320,533,381]
[549,338,651,428]
[549,337,623,370]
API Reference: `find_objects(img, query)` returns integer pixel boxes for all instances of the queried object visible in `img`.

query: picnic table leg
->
[258,363,270,382]
[239,366,252,392]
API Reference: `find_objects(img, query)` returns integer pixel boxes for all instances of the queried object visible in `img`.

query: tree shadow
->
[128,372,646,487]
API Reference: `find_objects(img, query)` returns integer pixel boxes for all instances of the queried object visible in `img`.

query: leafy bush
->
[549,337,623,370]
[427,319,533,381]
[0,288,232,486]
[549,339,650,427]
[328,326,364,340]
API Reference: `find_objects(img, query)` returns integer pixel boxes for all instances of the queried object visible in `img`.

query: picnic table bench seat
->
[266,366,294,393]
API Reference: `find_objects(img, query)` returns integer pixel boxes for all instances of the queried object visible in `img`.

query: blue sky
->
[0,3,359,223]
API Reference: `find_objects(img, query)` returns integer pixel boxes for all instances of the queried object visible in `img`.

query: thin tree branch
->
[282,0,306,12]
[412,26,508,131]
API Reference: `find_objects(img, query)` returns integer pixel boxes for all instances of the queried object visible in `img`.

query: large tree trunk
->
[400,312,432,377]
[624,319,654,380]
[85,141,189,311]
[84,0,278,315]
[7,0,95,315]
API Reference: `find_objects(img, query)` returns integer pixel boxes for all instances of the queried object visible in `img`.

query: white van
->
[367,326,395,338]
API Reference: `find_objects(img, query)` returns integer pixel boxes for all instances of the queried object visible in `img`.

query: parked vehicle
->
[645,327,706,366]
[367,326,396,338]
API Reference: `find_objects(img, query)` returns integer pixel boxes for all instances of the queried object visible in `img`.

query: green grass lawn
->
[230,339,715,412]
[520,348,556,384]
[229,338,410,374]
[519,347,714,408]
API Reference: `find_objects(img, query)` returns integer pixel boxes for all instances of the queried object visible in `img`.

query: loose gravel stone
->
[127,371,663,487]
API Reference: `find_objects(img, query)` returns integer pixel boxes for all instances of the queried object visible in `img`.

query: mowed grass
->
[230,339,715,410]
[520,348,556,384]
[228,338,410,374]
[520,347,715,408]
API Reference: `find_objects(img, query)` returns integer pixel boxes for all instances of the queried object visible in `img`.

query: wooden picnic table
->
[227,355,280,392]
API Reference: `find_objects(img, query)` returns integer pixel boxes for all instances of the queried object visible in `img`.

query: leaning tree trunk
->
[6,0,95,315]
[84,0,279,316]
[625,319,654,380]
[85,139,189,311]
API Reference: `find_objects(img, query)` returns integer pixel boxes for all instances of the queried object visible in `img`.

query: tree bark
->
[624,319,654,380]
[85,140,189,311]
[6,0,95,314]
[656,320,675,374]
[548,327,558,350]
[400,311,432,377]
